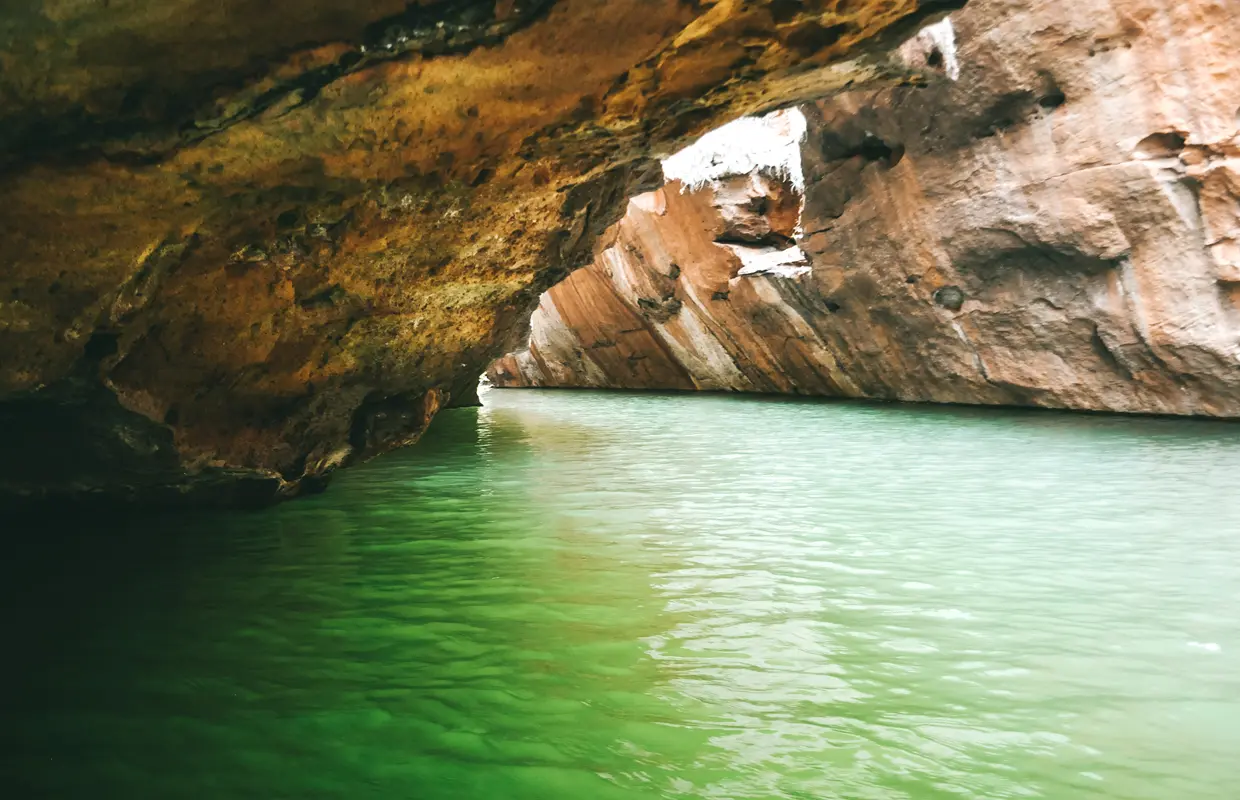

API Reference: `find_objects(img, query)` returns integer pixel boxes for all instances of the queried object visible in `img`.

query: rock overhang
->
[0,0,964,506]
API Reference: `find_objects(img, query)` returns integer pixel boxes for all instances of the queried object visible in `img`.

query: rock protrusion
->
[0,0,956,505]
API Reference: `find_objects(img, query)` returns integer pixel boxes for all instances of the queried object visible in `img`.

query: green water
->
[4,390,1240,799]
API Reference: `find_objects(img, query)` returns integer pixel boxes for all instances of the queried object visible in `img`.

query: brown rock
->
[798,0,1240,413]
[491,0,1240,418]
[0,0,956,505]
[489,170,842,394]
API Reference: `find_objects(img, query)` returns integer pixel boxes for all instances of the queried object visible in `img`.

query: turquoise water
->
[4,389,1240,799]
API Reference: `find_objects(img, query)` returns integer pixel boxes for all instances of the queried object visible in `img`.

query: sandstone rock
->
[0,0,957,505]
[488,169,835,394]
[491,0,1240,418]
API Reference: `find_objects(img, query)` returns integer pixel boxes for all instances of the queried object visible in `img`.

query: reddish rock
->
[491,0,1240,417]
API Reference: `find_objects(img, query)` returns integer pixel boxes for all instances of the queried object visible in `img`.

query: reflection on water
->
[3,390,1240,799]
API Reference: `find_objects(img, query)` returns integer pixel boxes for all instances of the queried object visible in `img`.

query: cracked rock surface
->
[492,0,1240,417]
[0,0,955,505]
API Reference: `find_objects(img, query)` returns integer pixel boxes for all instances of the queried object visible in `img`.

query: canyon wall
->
[0,0,958,505]
[489,0,1240,417]
[487,164,839,393]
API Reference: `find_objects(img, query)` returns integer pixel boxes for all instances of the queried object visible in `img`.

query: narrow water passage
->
[4,390,1240,799]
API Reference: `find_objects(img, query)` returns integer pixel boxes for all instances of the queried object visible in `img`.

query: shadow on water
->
[0,403,705,798]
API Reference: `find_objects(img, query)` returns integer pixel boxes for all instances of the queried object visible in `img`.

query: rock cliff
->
[487,162,830,393]
[0,0,959,505]
[490,0,1240,417]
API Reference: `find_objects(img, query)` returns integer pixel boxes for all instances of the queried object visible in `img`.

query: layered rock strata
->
[487,163,829,392]
[490,0,1240,417]
[0,0,959,504]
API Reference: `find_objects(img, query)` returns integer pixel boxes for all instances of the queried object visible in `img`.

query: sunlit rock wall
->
[491,0,1240,417]
[488,111,835,393]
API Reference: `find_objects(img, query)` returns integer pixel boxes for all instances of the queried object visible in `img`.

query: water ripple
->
[2,390,1239,799]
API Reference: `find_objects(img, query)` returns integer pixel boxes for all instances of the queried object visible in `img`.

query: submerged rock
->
[0,0,956,505]
[491,0,1240,417]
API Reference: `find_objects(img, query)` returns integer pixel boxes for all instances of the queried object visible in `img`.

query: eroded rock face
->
[488,168,835,393]
[491,0,1240,417]
[0,0,958,505]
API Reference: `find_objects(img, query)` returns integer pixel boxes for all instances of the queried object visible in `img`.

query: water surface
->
[4,390,1240,798]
